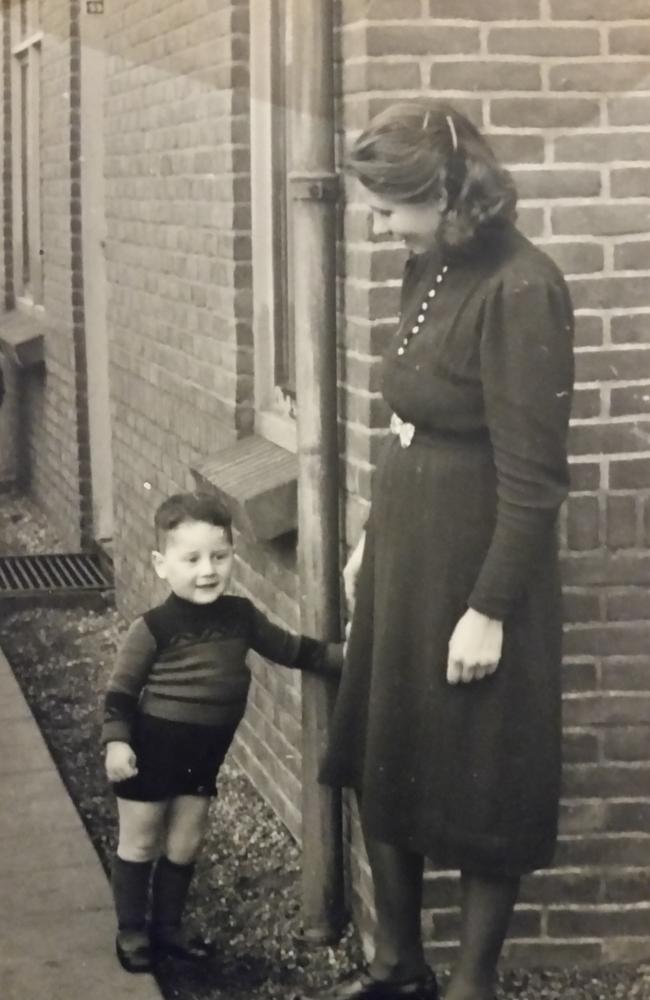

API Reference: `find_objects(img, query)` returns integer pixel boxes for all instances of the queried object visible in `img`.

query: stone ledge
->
[0,310,46,367]
[192,434,298,542]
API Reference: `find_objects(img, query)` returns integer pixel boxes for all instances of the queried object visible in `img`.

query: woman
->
[303,102,574,1000]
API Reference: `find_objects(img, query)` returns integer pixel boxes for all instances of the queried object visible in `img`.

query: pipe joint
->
[289,172,339,203]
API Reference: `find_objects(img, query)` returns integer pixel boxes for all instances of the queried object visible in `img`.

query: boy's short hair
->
[154,492,234,548]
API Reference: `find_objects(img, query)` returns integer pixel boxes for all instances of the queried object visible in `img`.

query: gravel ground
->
[1,490,650,1000]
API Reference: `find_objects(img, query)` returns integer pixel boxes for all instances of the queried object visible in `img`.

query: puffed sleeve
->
[468,267,574,620]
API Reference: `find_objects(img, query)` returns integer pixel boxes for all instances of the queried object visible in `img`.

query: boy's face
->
[152,519,234,604]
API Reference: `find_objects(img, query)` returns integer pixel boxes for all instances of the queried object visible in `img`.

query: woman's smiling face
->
[365,189,444,254]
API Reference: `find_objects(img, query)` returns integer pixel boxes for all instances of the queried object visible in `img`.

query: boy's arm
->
[102,617,158,745]
[248,604,343,677]
[294,636,344,676]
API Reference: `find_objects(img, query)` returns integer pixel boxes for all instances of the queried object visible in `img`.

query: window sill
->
[255,407,297,453]
[191,434,298,542]
[0,309,46,367]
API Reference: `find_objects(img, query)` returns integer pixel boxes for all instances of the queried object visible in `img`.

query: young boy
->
[103,491,342,974]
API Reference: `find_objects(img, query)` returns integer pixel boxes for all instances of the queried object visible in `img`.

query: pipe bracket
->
[289,172,339,202]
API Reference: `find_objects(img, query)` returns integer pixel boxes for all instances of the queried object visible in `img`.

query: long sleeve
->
[102,617,158,744]
[294,637,344,676]
[248,605,343,676]
[468,270,574,620]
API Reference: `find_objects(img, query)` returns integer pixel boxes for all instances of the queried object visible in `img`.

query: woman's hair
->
[154,492,233,548]
[346,100,517,250]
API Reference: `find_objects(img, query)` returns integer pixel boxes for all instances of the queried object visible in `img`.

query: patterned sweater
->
[102,592,342,744]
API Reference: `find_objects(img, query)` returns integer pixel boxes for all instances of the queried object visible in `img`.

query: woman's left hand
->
[343,620,352,659]
[447,607,503,685]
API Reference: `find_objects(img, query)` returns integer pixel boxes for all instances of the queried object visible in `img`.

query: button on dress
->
[321,222,575,876]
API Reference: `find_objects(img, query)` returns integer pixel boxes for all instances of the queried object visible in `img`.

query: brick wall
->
[103,0,252,610]
[4,0,650,965]
[17,0,87,548]
[233,533,303,838]
[1,0,9,310]
[102,0,307,835]
[0,1,12,482]
[338,0,650,967]
[0,356,18,485]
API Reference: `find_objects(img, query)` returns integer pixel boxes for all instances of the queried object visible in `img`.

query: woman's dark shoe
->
[152,926,216,962]
[299,965,438,1000]
[115,929,154,974]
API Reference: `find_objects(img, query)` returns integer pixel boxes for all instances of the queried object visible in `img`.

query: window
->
[250,0,296,451]
[11,0,43,306]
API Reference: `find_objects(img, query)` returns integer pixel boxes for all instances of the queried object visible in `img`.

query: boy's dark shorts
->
[113,714,238,802]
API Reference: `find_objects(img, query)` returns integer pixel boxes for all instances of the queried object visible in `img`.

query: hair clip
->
[446,114,458,152]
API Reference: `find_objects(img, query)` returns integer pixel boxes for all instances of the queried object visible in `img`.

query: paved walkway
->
[0,645,162,1000]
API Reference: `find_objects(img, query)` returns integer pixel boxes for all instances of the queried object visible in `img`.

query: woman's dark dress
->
[321,223,574,877]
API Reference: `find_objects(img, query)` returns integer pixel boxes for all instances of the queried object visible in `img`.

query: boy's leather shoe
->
[152,926,216,962]
[115,930,154,974]
[299,966,438,1000]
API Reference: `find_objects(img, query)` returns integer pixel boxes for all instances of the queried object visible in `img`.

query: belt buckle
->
[390,412,415,448]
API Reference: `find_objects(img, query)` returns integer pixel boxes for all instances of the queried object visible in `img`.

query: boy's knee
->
[118,836,160,863]
[165,831,203,865]
[165,819,208,864]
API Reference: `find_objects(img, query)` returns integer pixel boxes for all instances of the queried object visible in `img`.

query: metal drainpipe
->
[288,0,345,942]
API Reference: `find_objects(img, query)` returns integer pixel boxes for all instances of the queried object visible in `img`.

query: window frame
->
[11,0,43,310]
[249,0,296,453]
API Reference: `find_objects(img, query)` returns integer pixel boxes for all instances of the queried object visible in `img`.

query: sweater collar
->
[165,591,224,619]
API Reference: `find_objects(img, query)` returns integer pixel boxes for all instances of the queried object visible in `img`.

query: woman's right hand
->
[105,740,138,782]
[343,530,366,616]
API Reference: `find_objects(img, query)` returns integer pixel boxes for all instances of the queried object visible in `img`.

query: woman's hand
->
[343,620,352,659]
[105,740,138,782]
[447,607,503,685]
[342,530,366,617]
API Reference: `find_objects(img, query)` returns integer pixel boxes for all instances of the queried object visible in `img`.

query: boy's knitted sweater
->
[102,592,342,744]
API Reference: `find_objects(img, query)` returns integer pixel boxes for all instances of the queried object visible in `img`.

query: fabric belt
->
[389,411,490,449]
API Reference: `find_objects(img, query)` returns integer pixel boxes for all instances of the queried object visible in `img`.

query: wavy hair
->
[346,100,517,250]
[154,492,233,548]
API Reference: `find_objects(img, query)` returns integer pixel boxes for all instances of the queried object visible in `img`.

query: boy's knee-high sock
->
[151,856,195,933]
[111,856,154,931]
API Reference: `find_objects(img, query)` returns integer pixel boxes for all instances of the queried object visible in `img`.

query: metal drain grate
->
[0,553,113,595]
